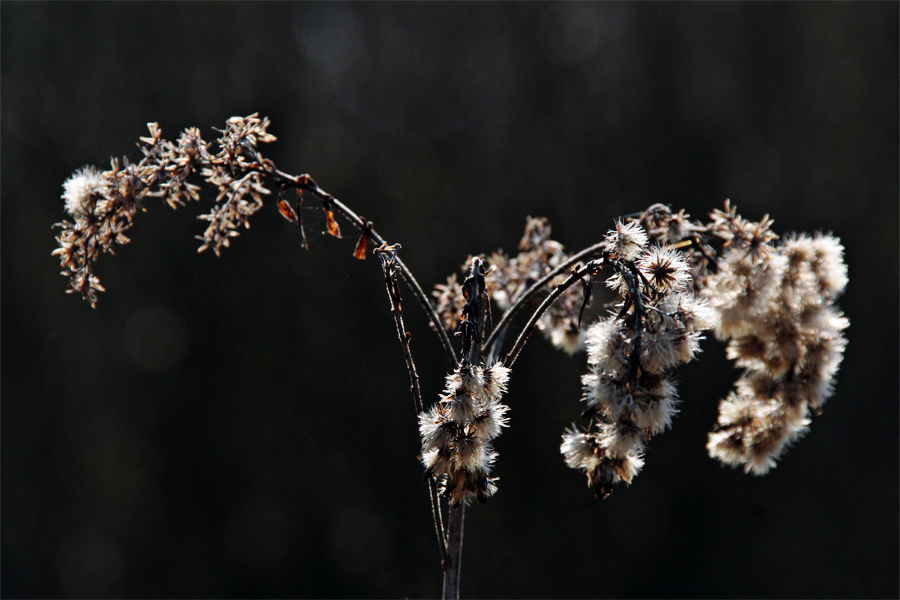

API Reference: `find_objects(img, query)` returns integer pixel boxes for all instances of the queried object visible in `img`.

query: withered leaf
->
[353,232,369,260]
[325,207,341,237]
[278,199,298,222]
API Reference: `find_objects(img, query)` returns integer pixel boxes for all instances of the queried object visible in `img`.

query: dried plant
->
[53,115,849,598]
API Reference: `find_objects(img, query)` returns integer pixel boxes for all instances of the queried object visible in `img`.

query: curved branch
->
[502,261,602,369]
[263,166,459,367]
[484,241,606,356]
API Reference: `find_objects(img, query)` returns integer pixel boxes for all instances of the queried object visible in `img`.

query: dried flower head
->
[603,220,649,260]
[563,224,712,498]
[704,223,848,474]
[420,363,510,505]
[53,114,279,306]
[432,273,466,333]
[638,246,691,293]
[62,166,107,217]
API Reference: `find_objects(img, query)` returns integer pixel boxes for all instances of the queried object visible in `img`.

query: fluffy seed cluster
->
[53,115,275,306]
[637,202,849,476]
[561,222,716,498]
[431,273,467,334]
[704,230,849,474]
[419,362,511,505]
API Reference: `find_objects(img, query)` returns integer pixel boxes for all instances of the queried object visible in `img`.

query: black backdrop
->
[2,2,898,598]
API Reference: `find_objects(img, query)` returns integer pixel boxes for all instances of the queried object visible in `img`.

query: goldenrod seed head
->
[604,220,649,260]
[638,246,690,293]
[63,166,106,217]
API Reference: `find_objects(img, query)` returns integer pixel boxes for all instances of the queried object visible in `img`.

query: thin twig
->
[483,241,606,356]
[503,261,600,369]
[257,165,459,367]
[375,244,449,568]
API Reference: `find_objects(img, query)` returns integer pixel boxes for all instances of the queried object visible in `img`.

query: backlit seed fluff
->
[549,324,584,355]
[584,318,628,373]
[448,389,477,424]
[561,428,600,470]
[638,247,691,292]
[481,364,511,404]
[562,427,646,498]
[564,223,715,499]
[707,392,811,475]
[706,229,847,475]
[419,405,457,452]
[603,220,649,260]
[782,233,848,298]
[62,166,106,217]
[419,362,511,505]
[601,420,646,458]
[705,248,787,340]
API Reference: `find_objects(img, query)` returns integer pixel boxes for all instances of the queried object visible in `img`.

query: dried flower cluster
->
[425,202,849,499]
[703,225,849,474]
[635,202,849,476]
[431,273,467,333]
[561,221,716,498]
[54,114,850,514]
[431,217,586,356]
[419,362,511,505]
[53,115,277,306]
[489,217,587,354]
[56,114,852,599]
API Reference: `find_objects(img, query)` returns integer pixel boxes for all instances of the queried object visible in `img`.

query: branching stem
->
[483,241,606,356]
[257,164,459,367]
[375,245,449,569]
[503,261,601,369]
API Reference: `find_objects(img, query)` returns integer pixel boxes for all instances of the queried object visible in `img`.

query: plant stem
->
[376,247,450,568]
[442,503,465,600]
[441,258,487,597]
[503,263,597,369]
[483,241,606,356]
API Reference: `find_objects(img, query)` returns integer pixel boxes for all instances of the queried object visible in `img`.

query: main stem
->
[442,257,487,599]
[442,504,465,600]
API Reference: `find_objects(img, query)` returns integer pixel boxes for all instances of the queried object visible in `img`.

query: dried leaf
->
[278,199,298,222]
[354,232,369,260]
[325,206,341,237]
[578,275,593,330]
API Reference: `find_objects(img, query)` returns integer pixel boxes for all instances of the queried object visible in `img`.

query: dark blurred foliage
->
[2,2,897,598]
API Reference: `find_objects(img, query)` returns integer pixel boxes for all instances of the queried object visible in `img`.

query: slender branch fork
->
[374,243,449,570]
[254,160,614,599]
[258,162,459,368]
[503,260,603,369]
[483,241,607,356]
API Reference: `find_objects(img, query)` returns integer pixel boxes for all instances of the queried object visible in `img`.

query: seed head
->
[62,166,106,217]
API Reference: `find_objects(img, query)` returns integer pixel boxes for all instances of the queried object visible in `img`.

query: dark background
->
[2,2,897,598]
